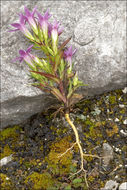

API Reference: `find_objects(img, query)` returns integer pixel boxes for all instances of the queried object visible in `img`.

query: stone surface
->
[103,143,114,166]
[119,182,127,190]
[101,180,119,190]
[1,1,126,128]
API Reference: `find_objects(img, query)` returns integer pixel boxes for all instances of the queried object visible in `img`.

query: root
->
[65,114,84,169]
[64,113,108,188]
[83,153,101,159]
[65,113,88,187]
[58,142,76,158]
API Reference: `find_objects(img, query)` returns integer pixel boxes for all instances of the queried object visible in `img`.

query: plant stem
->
[65,113,85,171]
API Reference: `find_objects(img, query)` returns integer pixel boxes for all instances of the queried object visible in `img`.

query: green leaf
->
[68,93,83,106]
[47,46,54,56]
[73,74,78,86]
[30,82,40,86]
[53,51,63,72]
[51,88,66,104]
[47,186,59,190]
[25,62,36,70]
[58,59,65,79]
[70,165,77,173]
[40,59,52,73]
[59,37,72,50]
[31,71,60,84]
[38,25,43,41]
[72,178,82,184]
[65,185,72,190]
[68,79,73,97]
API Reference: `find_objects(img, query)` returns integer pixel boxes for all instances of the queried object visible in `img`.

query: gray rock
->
[101,180,119,190]
[103,143,114,166]
[0,155,13,167]
[119,182,127,190]
[1,1,126,128]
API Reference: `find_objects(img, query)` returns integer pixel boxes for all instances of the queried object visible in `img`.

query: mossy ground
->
[0,88,126,190]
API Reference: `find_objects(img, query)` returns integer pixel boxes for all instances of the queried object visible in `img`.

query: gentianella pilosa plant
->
[9,6,101,185]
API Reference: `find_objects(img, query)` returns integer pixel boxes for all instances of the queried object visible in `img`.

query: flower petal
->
[44,9,51,20]
[19,13,26,25]
[58,26,64,35]
[12,57,23,63]
[36,10,43,20]
[26,45,33,53]
[11,23,20,29]
[32,6,37,16]
[24,6,31,17]
[19,49,26,57]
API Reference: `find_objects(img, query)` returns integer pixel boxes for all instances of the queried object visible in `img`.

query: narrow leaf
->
[53,51,64,72]
[69,93,83,106]
[51,88,66,104]
[31,71,60,84]
[59,37,72,50]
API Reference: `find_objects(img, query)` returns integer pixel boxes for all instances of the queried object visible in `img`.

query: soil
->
[0,88,126,190]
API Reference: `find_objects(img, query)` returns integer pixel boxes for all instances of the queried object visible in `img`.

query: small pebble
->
[123,119,127,125]
[101,180,119,190]
[115,118,119,122]
[114,147,121,153]
[115,175,118,179]
[122,87,127,94]
[0,155,13,167]
[120,129,127,137]
[119,182,127,190]
[119,104,125,108]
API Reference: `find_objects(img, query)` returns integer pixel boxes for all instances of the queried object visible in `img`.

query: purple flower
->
[13,45,33,64]
[50,20,63,40]
[36,9,51,40]
[48,21,63,37]
[9,13,34,40]
[50,20,63,54]
[24,6,38,34]
[64,46,77,64]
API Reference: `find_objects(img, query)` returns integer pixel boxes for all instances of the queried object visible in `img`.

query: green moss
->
[121,145,126,152]
[46,136,75,175]
[88,176,95,183]
[83,119,102,141]
[0,144,14,159]
[119,108,126,114]
[115,89,123,94]
[40,145,43,151]
[109,95,116,104]
[83,107,89,114]
[50,125,68,136]
[23,158,44,169]
[106,122,118,137]
[106,125,118,137]
[25,172,55,189]
[0,125,21,141]
[85,119,93,126]
[24,161,32,169]
[0,173,13,190]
